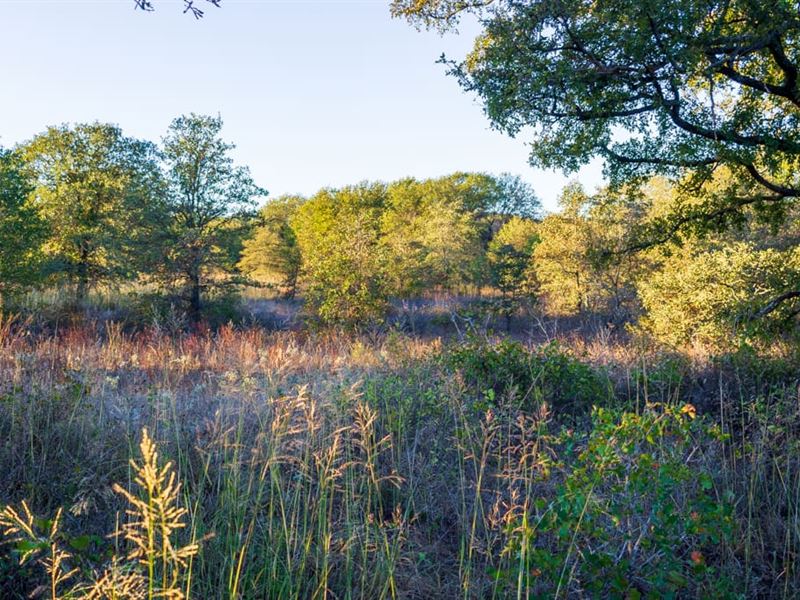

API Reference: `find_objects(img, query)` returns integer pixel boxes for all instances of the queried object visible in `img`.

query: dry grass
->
[0,314,798,598]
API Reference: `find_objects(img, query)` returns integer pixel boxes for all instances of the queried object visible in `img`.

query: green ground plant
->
[447,338,613,414]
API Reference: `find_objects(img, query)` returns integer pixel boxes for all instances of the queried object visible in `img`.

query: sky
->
[0,0,604,211]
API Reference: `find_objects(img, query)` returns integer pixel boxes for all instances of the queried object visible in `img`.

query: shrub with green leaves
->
[291,183,389,327]
[490,404,735,598]
[447,339,611,413]
[638,242,800,348]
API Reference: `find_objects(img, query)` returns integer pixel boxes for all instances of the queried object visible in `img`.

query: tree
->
[382,175,486,296]
[291,183,388,326]
[486,216,539,329]
[134,0,220,19]
[0,148,46,301]
[472,173,542,283]
[490,173,541,219]
[639,242,800,348]
[533,184,597,316]
[238,195,304,298]
[393,0,800,240]
[160,114,265,317]
[533,183,647,318]
[22,123,164,303]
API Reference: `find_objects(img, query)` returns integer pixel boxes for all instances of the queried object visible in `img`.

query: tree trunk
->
[189,264,202,320]
[503,290,512,333]
[285,270,298,300]
[76,239,91,305]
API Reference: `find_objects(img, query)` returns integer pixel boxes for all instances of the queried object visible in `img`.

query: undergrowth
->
[0,317,798,598]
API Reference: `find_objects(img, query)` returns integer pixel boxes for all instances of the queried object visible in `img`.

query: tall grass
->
[0,319,798,597]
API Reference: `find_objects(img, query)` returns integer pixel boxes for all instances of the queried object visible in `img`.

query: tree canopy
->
[21,123,164,302]
[160,113,265,316]
[392,0,800,239]
[292,183,389,326]
[238,195,304,298]
[0,148,46,300]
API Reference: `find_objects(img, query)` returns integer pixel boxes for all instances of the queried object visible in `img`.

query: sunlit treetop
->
[392,0,800,239]
[134,0,220,19]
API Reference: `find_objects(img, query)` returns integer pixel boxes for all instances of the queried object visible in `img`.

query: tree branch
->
[624,191,787,253]
[601,147,719,168]
[717,63,800,107]
[754,291,800,318]
[134,0,221,18]
[744,164,800,198]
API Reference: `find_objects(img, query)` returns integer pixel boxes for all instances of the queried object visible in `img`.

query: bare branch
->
[134,0,221,18]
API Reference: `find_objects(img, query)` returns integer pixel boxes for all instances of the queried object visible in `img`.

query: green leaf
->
[69,535,91,551]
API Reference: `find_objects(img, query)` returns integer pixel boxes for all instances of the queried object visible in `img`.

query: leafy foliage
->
[447,339,611,414]
[393,0,800,239]
[21,123,164,302]
[0,148,46,300]
[292,183,389,326]
[159,114,265,317]
[238,195,304,298]
[534,183,647,318]
[639,242,800,347]
[287,173,533,324]
[490,404,735,598]
[382,175,487,296]
[486,216,539,326]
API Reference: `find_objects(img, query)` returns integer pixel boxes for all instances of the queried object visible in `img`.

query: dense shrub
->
[638,242,800,348]
[489,404,736,598]
[291,184,390,327]
[447,339,612,413]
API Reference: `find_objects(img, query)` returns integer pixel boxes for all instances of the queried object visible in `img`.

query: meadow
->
[4,1,800,598]
[1,300,798,599]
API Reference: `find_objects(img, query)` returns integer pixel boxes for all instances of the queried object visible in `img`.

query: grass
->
[0,310,798,598]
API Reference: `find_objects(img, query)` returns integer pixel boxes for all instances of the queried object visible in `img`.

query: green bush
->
[292,184,390,327]
[447,339,612,413]
[638,242,800,348]
[631,353,691,404]
[491,404,735,598]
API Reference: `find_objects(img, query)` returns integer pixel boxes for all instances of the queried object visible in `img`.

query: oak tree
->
[291,183,388,326]
[393,0,800,238]
[0,148,46,301]
[160,114,265,317]
[22,123,163,302]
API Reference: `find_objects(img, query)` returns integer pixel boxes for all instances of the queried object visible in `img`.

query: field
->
[1,303,799,599]
[4,1,800,598]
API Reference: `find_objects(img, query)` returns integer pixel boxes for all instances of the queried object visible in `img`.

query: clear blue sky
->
[0,0,603,211]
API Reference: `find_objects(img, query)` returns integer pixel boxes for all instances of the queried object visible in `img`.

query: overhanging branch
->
[754,290,800,318]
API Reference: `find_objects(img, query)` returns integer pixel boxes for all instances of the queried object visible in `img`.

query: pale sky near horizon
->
[0,0,604,211]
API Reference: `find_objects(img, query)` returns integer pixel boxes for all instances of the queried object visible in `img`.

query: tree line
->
[1,114,262,317]
[237,169,800,347]
[383,0,800,347]
[239,173,540,325]
[2,113,799,348]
